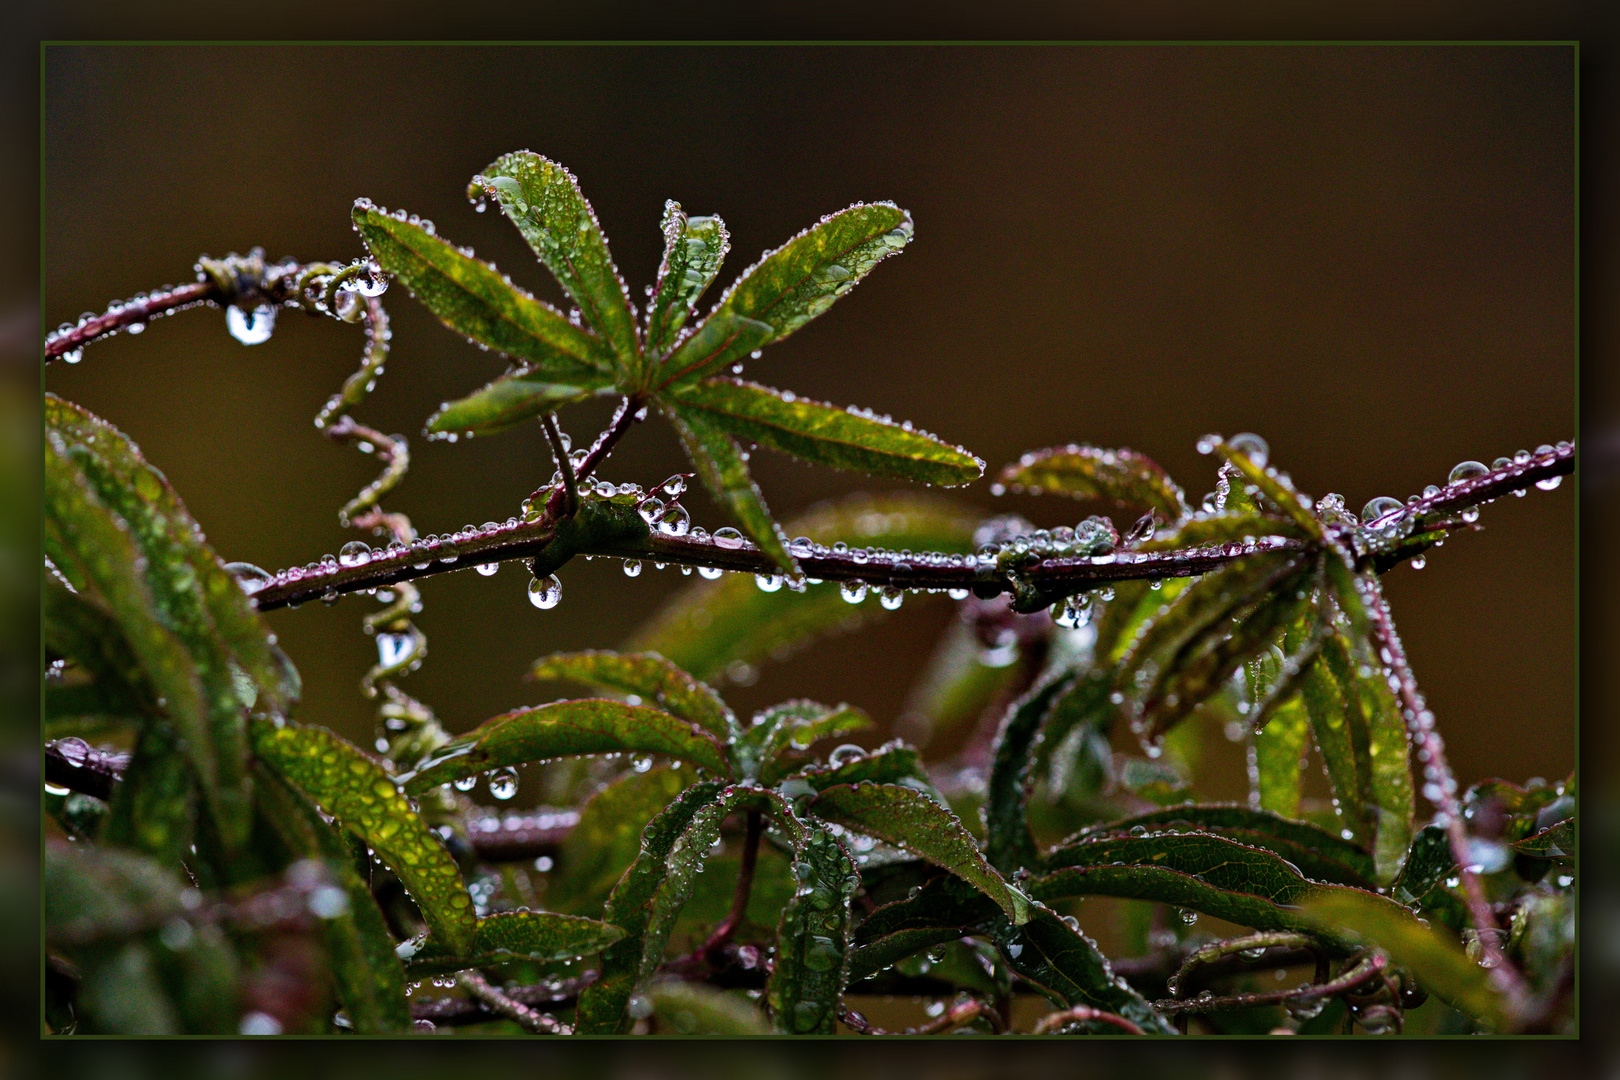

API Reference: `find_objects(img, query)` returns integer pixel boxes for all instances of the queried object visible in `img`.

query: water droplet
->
[879,586,903,610]
[488,767,519,800]
[1228,432,1269,467]
[948,587,970,600]
[627,994,654,1019]
[755,573,782,592]
[828,744,864,766]
[338,540,371,567]
[453,775,478,792]
[698,565,723,579]
[1535,475,1562,491]
[225,304,277,345]
[631,756,653,773]
[528,574,562,609]
[1360,496,1403,522]
[475,562,498,576]
[657,503,691,535]
[1409,555,1426,570]
[637,496,665,523]
[1177,908,1199,925]
[376,632,413,667]
[840,581,867,604]
[623,559,643,577]
[713,527,745,549]
[224,561,274,595]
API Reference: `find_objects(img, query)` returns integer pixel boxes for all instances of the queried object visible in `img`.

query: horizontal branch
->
[245,441,1572,615]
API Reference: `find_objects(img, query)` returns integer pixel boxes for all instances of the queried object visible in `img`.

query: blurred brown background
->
[43,44,1574,794]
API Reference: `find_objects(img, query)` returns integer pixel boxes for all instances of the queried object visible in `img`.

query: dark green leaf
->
[996,444,1187,521]
[645,979,771,1036]
[1037,830,1405,943]
[424,372,606,437]
[44,575,156,721]
[646,203,729,356]
[1512,820,1573,860]
[848,874,1000,981]
[995,904,1173,1032]
[1135,511,1308,553]
[1390,823,1454,906]
[400,910,626,975]
[656,201,911,386]
[353,201,612,381]
[555,764,694,914]
[575,781,726,1033]
[398,698,731,793]
[670,378,982,486]
[1299,889,1510,1029]
[1296,632,1366,849]
[528,650,736,744]
[78,941,180,1033]
[986,671,1078,874]
[794,742,933,792]
[257,767,410,1033]
[625,492,978,681]
[735,699,872,785]
[100,725,194,863]
[767,825,858,1034]
[1252,693,1310,819]
[250,720,476,956]
[809,781,1029,924]
[652,312,773,389]
[664,398,798,578]
[478,152,642,371]
[1060,804,1374,889]
[46,837,194,943]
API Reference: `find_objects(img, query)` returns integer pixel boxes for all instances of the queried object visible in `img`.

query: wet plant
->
[43,153,1574,1036]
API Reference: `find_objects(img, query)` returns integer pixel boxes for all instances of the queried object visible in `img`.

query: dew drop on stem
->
[840,581,867,604]
[475,562,498,576]
[1227,432,1269,467]
[487,767,519,800]
[226,304,277,345]
[338,541,372,567]
[528,574,562,609]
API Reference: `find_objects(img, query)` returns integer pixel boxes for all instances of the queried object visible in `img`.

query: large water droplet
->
[224,561,274,595]
[1448,460,1489,484]
[879,586,904,610]
[1535,475,1562,491]
[840,581,867,604]
[338,541,372,567]
[698,565,724,579]
[453,775,478,792]
[637,496,665,523]
[713,527,745,550]
[1360,496,1403,522]
[1228,432,1269,467]
[226,304,277,345]
[828,744,864,766]
[475,562,498,576]
[488,767,519,800]
[528,574,562,609]
[755,573,782,592]
[623,559,643,577]
[376,632,413,667]
[657,503,691,536]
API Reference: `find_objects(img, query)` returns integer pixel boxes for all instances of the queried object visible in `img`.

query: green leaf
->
[1060,804,1375,889]
[46,837,194,944]
[656,201,911,386]
[1135,510,1308,553]
[1251,681,1311,820]
[353,201,613,381]
[478,152,642,371]
[575,781,725,1033]
[653,311,774,389]
[1299,890,1511,1030]
[1037,830,1406,943]
[995,905,1173,1033]
[398,698,731,794]
[1318,627,1416,885]
[848,874,1001,981]
[46,395,296,849]
[986,671,1078,874]
[555,764,694,914]
[423,372,606,437]
[669,378,983,486]
[794,742,933,792]
[736,699,872,785]
[249,720,476,956]
[256,766,411,1033]
[44,574,158,722]
[809,781,1029,924]
[1296,632,1367,849]
[664,398,799,578]
[645,979,771,1036]
[996,444,1187,521]
[400,910,626,975]
[100,726,194,864]
[1512,820,1573,860]
[527,650,737,744]
[625,492,978,681]
[1390,823,1455,906]
[646,203,729,357]
[1206,436,1323,539]
[767,825,859,1033]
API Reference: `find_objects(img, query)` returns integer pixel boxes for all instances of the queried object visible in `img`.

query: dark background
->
[43,45,1574,798]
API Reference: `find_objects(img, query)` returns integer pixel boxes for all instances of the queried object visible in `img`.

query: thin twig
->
[44,281,218,360]
[1031,1005,1147,1035]
[455,969,570,1034]
[540,412,580,519]
[1153,951,1387,1015]
[534,394,647,518]
[839,997,1004,1036]
[702,810,762,963]
[411,972,596,1027]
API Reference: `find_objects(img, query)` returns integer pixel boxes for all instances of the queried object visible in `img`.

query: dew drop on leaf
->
[453,775,478,792]
[840,581,867,604]
[879,586,903,610]
[1227,432,1269,467]
[487,767,519,800]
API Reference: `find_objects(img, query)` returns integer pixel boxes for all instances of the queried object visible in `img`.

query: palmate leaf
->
[353,201,613,382]
[477,151,643,373]
[654,201,912,387]
[424,372,608,437]
[249,720,476,957]
[996,444,1188,522]
[767,825,859,1034]
[397,698,731,793]
[528,650,738,743]
[626,492,979,682]
[665,398,799,578]
[807,781,1030,925]
[669,378,983,487]
[398,910,626,976]
[646,203,729,356]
